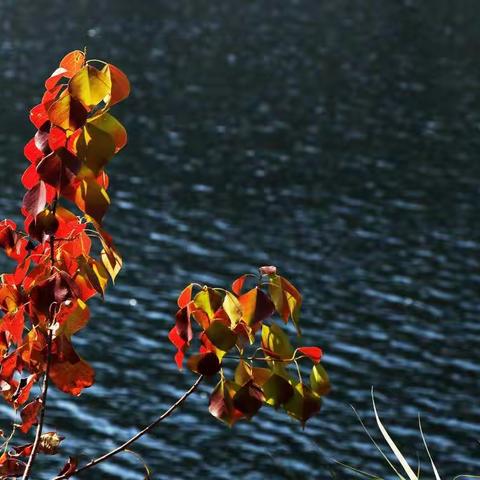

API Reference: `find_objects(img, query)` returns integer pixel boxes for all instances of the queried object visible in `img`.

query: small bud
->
[259,265,277,275]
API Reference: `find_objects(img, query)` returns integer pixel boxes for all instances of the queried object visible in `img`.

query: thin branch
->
[22,194,58,480]
[21,328,53,480]
[53,375,203,480]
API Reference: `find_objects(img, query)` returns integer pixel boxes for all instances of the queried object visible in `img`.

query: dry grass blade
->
[418,415,441,480]
[333,459,384,479]
[351,405,407,480]
[371,388,418,480]
[123,449,151,479]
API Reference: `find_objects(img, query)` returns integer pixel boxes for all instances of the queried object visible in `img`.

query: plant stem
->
[23,194,58,480]
[22,328,53,480]
[53,375,203,480]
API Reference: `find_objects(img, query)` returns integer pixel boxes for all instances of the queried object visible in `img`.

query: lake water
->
[0,1,479,478]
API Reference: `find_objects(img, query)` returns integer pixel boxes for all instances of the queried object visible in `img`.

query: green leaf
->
[222,291,243,326]
[310,364,331,397]
[205,321,237,352]
[234,360,252,386]
[261,323,294,360]
[284,382,321,426]
[263,373,294,408]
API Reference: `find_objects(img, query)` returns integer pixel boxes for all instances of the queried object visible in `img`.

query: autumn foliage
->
[0,51,329,479]
[169,265,331,426]
[0,50,128,477]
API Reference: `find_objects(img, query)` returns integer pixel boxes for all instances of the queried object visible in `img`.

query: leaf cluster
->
[169,266,331,427]
[0,50,129,477]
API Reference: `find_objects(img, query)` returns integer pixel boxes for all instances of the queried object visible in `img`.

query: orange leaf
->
[48,92,88,131]
[103,63,130,106]
[59,50,85,76]
[238,287,275,330]
[49,336,94,396]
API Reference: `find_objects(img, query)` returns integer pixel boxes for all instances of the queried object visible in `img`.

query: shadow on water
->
[0,0,479,478]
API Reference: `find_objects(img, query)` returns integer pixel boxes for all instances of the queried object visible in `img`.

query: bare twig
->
[53,375,204,480]
[22,328,53,480]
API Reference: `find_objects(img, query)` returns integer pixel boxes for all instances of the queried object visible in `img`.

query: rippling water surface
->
[0,1,479,478]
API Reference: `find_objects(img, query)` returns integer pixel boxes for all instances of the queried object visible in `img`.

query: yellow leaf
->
[261,323,294,360]
[76,123,115,175]
[222,291,242,326]
[56,299,89,338]
[310,364,331,397]
[88,112,127,153]
[75,178,110,224]
[69,65,112,107]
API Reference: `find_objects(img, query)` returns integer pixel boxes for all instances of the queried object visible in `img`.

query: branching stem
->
[53,375,203,480]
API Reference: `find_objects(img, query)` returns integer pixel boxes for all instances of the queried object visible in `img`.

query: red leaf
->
[209,379,244,426]
[177,284,193,309]
[24,137,43,163]
[45,67,68,91]
[34,122,51,154]
[21,164,40,190]
[30,103,48,129]
[28,209,59,242]
[186,352,220,376]
[231,274,247,296]
[298,347,323,364]
[175,307,192,344]
[58,457,78,478]
[168,327,188,369]
[30,271,80,317]
[12,374,36,407]
[0,454,26,477]
[36,148,80,191]
[19,398,42,433]
[23,181,46,216]
[233,380,265,418]
[12,443,34,457]
[0,308,25,345]
[0,220,17,251]
[0,352,18,381]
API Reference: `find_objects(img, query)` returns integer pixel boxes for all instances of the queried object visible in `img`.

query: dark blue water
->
[1,1,479,478]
